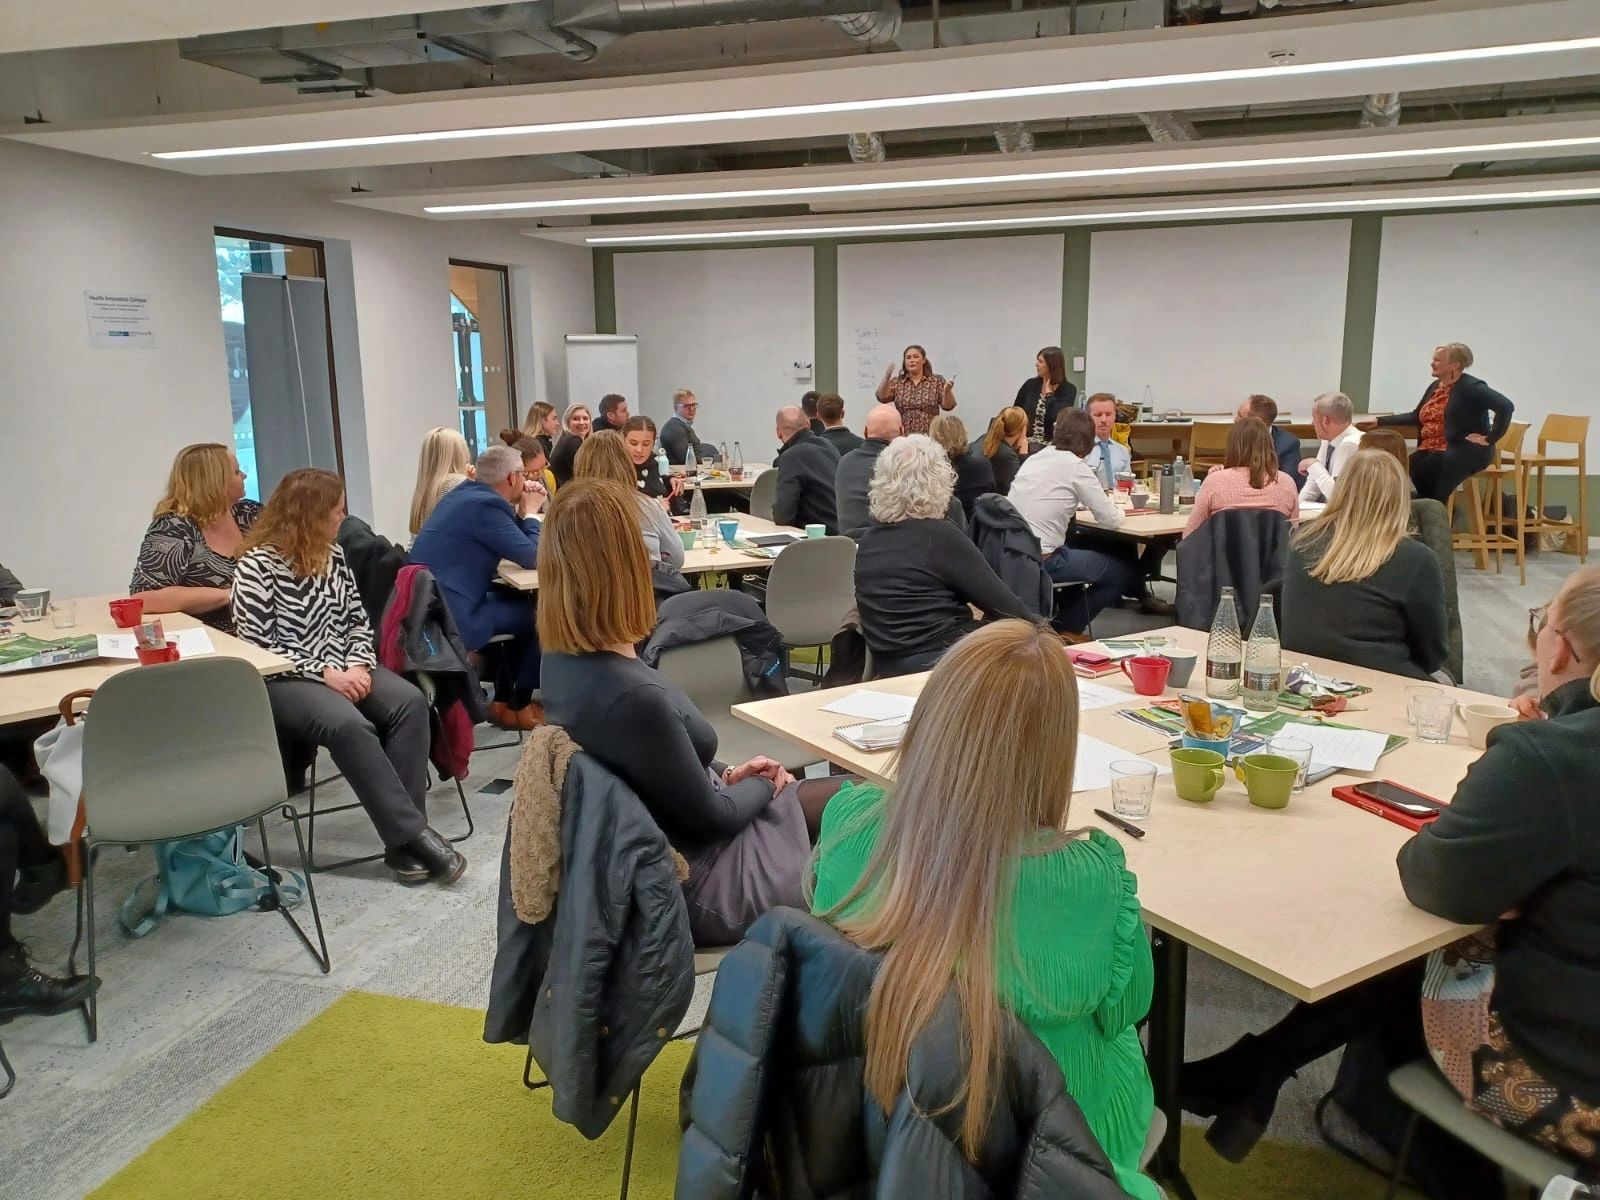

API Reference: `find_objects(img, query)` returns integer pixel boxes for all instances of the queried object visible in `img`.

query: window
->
[449,261,516,458]
[215,230,341,500]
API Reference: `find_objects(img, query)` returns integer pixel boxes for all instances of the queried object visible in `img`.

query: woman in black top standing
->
[537,479,848,946]
[1369,342,1513,503]
[1014,346,1077,447]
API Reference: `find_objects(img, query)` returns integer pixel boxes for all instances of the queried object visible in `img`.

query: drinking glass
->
[1110,760,1158,821]
[1142,634,1174,659]
[1269,735,1314,792]
[49,601,77,630]
[1405,685,1438,731]
[1413,690,1456,745]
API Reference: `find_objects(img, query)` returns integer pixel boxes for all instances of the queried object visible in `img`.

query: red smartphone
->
[1350,780,1445,820]
[1070,650,1112,667]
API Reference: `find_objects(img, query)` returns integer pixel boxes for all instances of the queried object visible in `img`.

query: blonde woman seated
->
[1280,449,1449,680]
[855,435,1031,678]
[408,426,473,539]
[812,619,1159,1199]
[976,406,1030,495]
[538,479,847,945]
[128,443,259,634]
[929,413,996,518]
[549,403,593,489]
[1182,418,1299,538]
[574,431,684,574]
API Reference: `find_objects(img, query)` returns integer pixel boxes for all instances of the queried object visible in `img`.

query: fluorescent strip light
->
[155,34,1600,161]
[423,134,1600,213]
[577,185,1600,244]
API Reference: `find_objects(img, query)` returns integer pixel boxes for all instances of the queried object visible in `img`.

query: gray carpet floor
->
[0,548,1579,1199]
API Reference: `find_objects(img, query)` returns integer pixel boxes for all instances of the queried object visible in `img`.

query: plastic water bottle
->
[1243,595,1282,712]
[1205,587,1242,700]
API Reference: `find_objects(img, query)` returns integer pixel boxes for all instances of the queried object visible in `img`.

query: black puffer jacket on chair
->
[676,908,1133,1200]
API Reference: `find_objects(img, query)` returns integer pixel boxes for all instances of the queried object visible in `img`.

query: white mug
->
[1456,702,1516,750]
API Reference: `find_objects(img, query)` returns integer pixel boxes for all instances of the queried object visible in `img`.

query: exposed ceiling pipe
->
[1136,111,1200,142]
[829,1,901,45]
[993,122,1035,154]
[1360,91,1403,129]
[846,131,887,163]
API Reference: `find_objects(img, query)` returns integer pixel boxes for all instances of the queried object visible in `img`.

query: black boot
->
[0,943,94,1022]
[382,846,430,886]
[12,857,69,915]
[1180,1033,1294,1162]
[406,827,467,885]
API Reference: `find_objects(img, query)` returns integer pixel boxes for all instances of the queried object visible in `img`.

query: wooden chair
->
[1188,422,1231,471]
[1447,421,1528,582]
[1522,414,1590,564]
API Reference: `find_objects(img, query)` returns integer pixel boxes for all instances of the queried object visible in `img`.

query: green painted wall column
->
[593,249,617,334]
[1339,215,1383,412]
[814,242,839,393]
[1062,229,1091,396]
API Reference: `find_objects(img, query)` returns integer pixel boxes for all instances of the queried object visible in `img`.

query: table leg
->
[1148,930,1199,1200]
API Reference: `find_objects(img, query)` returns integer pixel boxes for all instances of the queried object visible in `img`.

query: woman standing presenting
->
[876,344,955,435]
[1014,346,1078,447]
[1370,342,1512,503]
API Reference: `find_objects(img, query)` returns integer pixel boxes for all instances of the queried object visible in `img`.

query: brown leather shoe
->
[487,701,520,730]
[513,701,545,730]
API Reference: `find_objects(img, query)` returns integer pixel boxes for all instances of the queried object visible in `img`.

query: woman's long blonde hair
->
[409,426,471,535]
[154,443,235,526]
[982,407,1028,458]
[573,430,636,489]
[246,469,345,579]
[1292,449,1410,584]
[821,619,1079,1156]
[523,401,556,438]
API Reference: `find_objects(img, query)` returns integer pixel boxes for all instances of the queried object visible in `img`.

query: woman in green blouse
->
[811,619,1158,1199]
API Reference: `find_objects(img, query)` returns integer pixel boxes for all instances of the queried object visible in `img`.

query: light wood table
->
[686,465,769,492]
[1075,503,1324,543]
[734,625,1498,1196]
[0,596,292,727]
[497,515,804,592]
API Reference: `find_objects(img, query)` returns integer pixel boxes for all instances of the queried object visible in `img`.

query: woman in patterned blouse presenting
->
[128,443,260,634]
[876,344,955,435]
[232,469,466,888]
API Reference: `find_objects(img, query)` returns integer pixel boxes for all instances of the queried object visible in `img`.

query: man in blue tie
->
[1068,393,1173,615]
[1083,393,1132,488]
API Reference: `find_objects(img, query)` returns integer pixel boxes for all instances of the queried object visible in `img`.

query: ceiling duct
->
[846,131,887,162]
[993,122,1035,154]
[1360,91,1403,129]
[550,0,901,46]
[1136,111,1200,142]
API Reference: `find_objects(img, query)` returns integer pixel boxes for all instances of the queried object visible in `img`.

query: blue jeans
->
[1044,546,1134,632]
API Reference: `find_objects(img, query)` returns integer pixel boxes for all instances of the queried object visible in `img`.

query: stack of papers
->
[1278,721,1390,773]
[833,720,908,751]
[1072,735,1172,794]
[820,690,915,722]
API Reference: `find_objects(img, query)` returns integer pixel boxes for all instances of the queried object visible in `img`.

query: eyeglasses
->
[1529,604,1551,640]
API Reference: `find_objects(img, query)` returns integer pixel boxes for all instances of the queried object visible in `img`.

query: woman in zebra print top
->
[233,469,466,887]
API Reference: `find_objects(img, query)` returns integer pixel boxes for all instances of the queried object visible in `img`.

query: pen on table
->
[1093,808,1147,839]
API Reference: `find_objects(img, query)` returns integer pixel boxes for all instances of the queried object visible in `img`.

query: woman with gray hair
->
[854,435,1034,678]
[1369,342,1513,503]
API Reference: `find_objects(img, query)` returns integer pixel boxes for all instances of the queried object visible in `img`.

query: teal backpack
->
[119,827,304,938]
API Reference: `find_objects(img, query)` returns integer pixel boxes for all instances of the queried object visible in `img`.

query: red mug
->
[1120,655,1172,697]
[135,641,180,666]
[108,598,145,628]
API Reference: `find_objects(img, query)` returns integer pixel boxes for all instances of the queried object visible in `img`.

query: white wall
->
[0,140,593,596]
[1086,220,1351,413]
[615,246,815,461]
[1372,206,1600,463]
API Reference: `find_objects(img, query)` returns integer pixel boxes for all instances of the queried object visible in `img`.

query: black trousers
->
[0,766,55,951]
[1410,444,1493,504]
[478,592,542,707]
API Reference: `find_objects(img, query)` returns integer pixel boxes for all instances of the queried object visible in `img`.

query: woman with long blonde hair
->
[408,426,472,537]
[1280,449,1448,679]
[977,406,1030,494]
[574,431,683,571]
[928,413,996,518]
[549,402,593,489]
[128,442,257,632]
[811,619,1158,1198]
[234,469,465,886]
[521,401,559,457]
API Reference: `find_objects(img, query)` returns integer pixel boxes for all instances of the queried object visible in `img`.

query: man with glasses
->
[660,388,713,467]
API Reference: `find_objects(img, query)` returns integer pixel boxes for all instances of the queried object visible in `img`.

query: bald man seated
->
[772,405,841,533]
[835,406,905,539]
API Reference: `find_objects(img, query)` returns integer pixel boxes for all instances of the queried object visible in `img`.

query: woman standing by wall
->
[876,344,955,435]
[1014,346,1078,446]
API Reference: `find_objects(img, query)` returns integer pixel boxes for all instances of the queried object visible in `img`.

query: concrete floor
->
[0,548,1580,1199]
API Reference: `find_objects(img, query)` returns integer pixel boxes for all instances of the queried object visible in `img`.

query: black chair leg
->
[260,814,330,973]
[523,1042,550,1091]
[300,756,383,872]
[0,1037,14,1100]
[1383,1111,1421,1200]
[617,1087,641,1200]
[449,777,475,846]
[82,847,99,1044]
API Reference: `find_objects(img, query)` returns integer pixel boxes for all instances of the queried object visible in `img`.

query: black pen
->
[1094,808,1147,839]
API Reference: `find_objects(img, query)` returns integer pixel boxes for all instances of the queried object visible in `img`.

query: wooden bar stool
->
[1188,422,1231,471]
[1523,414,1590,564]
[1461,420,1530,584]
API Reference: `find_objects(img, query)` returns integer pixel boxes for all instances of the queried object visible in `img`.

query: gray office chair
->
[656,638,815,771]
[1384,1061,1578,1199]
[763,536,857,687]
[748,469,779,522]
[78,657,329,1041]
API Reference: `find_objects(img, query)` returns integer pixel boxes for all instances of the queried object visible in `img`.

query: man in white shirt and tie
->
[1083,393,1132,488]
[1298,391,1364,503]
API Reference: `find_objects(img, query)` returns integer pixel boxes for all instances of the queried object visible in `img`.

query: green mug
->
[1170,748,1225,804]
[1233,752,1299,810]
[678,529,698,551]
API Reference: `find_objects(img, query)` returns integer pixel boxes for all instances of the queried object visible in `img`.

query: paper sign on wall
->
[84,290,158,349]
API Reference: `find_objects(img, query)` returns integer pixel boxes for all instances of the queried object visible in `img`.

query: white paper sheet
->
[1280,721,1388,772]
[97,627,217,659]
[1075,679,1132,711]
[819,690,916,722]
[1072,735,1172,794]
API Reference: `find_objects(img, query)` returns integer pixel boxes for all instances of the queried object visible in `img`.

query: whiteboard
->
[838,235,1063,429]
[565,334,639,414]
[1087,220,1351,413]
[1372,207,1600,463]
[615,246,814,462]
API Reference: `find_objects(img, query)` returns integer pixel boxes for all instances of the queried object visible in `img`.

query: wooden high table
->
[0,596,292,727]
[733,626,1493,1198]
[497,514,805,592]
